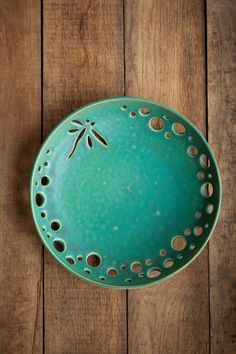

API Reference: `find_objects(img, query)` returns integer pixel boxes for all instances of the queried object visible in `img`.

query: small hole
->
[205,223,209,229]
[189,136,194,142]
[198,171,205,180]
[41,211,46,218]
[107,268,118,277]
[35,193,45,207]
[194,226,203,236]
[147,268,161,279]
[38,165,42,172]
[77,255,83,261]
[66,257,75,265]
[125,279,133,283]
[150,117,164,131]
[138,272,145,278]
[47,233,51,238]
[53,240,65,252]
[42,226,46,231]
[121,105,128,110]
[164,259,174,268]
[172,236,187,251]
[87,253,101,268]
[195,211,202,219]
[173,122,186,135]
[46,149,51,155]
[189,244,195,250]
[165,132,172,139]
[41,176,50,186]
[35,181,39,186]
[200,154,210,168]
[177,254,184,260]
[206,204,214,214]
[188,145,198,157]
[160,249,167,256]
[51,220,61,231]
[121,265,127,271]
[184,229,191,236]
[130,111,136,118]
[139,107,150,115]
[86,119,90,123]
[208,173,212,179]
[44,162,49,167]
[99,276,106,280]
[201,183,213,197]
[131,262,143,273]
[84,268,91,274]
[146,259,153,266]
[163,114,169,120]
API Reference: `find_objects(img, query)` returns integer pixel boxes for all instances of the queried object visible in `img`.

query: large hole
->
[147,268,161,279]
[173,122,186,135]
[35,193,45,207]
[51,220,61,231]
[53,240,65,252]
[194,226,203,236]
[150,117,164,131]
[164,259,174,268]
[131,262,143,273]
[41,176,50,186]
[172,236,187,251]
[139,107,150,115]
[201,183,213,197]
[86,253,101,268]
[107,268,118,277]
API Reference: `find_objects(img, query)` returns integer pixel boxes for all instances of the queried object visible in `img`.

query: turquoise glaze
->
[30,97,221,289]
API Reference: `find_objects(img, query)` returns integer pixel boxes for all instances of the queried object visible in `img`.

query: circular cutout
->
[150,117,164,131]
[107,268,118,278]
[201,183,213,197]
[195,211,202,219]
[46,149,51,155]
[99,276,106,280]
[41,211,46,218]
[139,107,150,115]
[188,145,198,157]
[131,262,143,273]
[77,255,83,261]
[35,193,45,207]
[86,253,101,268]
[206,204,214,214]
[53,240,65,253]
[165,132,172,139]
[160,249,167,256]
[130,111,136,118]
[172,236,187,251]
[47,233,51,238]
[51,220,61,231]
[138,272,145,278]
[194,226,203,236]
[164,259,174,268]
[198,171,205,180]
[38,165,42,173]
[84,268,91,274]
[200,154,210,168]
[121,105,128,110]
[147,268,161,279]
[146,259,153,266]
[125,279,132,283]
[184,229,191,236]
[173,122,186,135]
[177,254,184,260]
[41,176,50,186]
[66,256,75,265]
[121,265,127,271]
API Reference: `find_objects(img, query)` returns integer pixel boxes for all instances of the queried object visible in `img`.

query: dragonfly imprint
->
[67,119,108,159]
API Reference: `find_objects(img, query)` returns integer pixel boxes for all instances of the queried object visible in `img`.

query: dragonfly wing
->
[91,129,108,147]
[68,128,86,159]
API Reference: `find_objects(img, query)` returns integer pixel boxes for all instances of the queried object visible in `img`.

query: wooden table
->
[0,1,235,353]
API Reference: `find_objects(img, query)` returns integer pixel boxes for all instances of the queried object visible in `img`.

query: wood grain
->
[0,1,42,354]
[43,1,126,353]
[207,1,236,353]
[125,1,209,353]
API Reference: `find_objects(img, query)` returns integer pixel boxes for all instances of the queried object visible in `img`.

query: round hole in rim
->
[130,111,136,118]
[172,122,186,135]
[35,193,45,207]
[41,211,46,218]
[77,255,83,261]
[172,236,187,251]
[86,253,101,268]
[206,204,214,214]
[47,233,51,238]
[150,117,164,131]
[165,132,172,139]
[198,171,205,180]
[194,226,203,236]
[46,149,51,155]
[125,278,133,283]
[177,254,184,260]
[164,259,175,268]
[160,249,167,256]
[139,107,150,115]
[195,211,202,219]
[146,259,153,266]
[189,244,195,250]
[138,272,145,278]
[53,239,65,253]
[51,220,61,231]
[107,268,118,277]
[66,256,75,265]
[131,262,143,273]
[147,268,161,279]
[41,176,50,186]
[38,165,42,172]
[99,276,106,280]
[200,154,210,168]
[201,182,213,197]
[184,229,191,236]
[188,145,198,157]
[121,105,128,110]
[84,268,91,274]
[121,265,127,271]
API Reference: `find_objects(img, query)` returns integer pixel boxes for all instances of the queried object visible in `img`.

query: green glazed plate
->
[30,97,221,289]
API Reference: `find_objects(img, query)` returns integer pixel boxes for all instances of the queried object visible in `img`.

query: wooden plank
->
[207,1,236,353]
[0,1,42,354]
[43,1,126,353]
[125,1,209,353]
